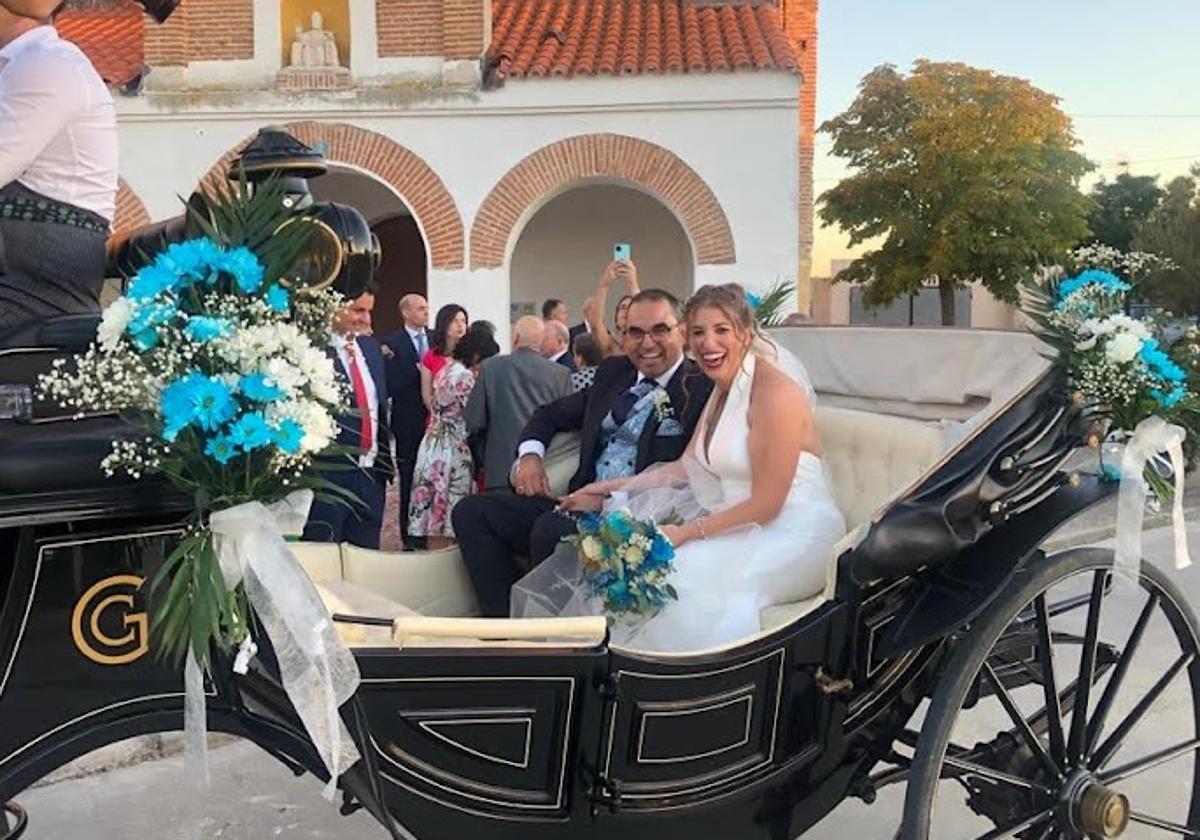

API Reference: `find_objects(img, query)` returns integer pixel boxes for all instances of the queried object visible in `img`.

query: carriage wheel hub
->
[1074,781,1129,837]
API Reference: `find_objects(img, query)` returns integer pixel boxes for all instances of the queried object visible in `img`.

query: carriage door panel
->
[599,644,791,807]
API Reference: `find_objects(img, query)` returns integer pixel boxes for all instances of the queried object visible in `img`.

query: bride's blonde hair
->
[683,283,780,368]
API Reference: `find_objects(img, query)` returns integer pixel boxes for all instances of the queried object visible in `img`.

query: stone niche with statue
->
[276,2,352,92]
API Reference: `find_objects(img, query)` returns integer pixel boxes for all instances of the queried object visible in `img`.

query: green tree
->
[1134,168,1200,315]
[818,61,1094,325]
[1085,173,1165,251]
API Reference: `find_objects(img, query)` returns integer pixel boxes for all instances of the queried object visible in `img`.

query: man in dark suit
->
[466,316,572,491]
[380,293,432,549]
[302,286,393,549]
[453,290,714,616]
[540,318,576,373]
[542,297,587,353]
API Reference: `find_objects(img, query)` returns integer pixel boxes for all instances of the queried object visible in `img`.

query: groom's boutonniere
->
[651,389,674,423]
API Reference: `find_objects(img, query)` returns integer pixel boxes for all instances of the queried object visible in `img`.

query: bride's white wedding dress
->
[512,352,846,653]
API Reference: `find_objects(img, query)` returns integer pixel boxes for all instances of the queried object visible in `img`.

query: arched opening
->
[308,165,427,337]
[510,184,694,328]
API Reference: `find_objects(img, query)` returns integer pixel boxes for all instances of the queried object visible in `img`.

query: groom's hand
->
[514,454,551,497]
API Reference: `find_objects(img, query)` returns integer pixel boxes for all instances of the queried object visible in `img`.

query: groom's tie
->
[612,379,658,426]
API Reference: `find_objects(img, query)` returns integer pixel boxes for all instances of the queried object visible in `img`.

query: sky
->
[812,0,1200,277]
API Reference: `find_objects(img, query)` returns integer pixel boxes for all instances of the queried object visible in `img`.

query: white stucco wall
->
[115,72,801,345]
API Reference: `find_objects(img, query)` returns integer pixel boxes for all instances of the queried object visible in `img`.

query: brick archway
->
[470,134,735,270]
[201,122,464,270]
[113,178,150,236]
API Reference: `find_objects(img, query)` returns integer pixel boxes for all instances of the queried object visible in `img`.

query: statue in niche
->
[290,11,339,68]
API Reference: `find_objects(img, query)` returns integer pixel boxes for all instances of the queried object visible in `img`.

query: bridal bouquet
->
[570,510,678,616]
[40,175,345,670]
[1022,264,1200,502]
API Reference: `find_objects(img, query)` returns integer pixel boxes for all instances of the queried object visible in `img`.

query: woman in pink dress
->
[419,304,468,411]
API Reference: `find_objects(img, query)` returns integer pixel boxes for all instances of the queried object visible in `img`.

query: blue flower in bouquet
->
[1056,269,1130,304]
[1140,340,1187,383]
[602,510,634,542]
[648,531,673,568]
[265,283,290,313]
[127,300,176,335]
[204,433,238,465]
[240,373,284,402]
[272,419,304,455]
[160,373,238,441]
[128,263,180,301]
[220,247,264,293]
[228,411,273,451]
[163,238,222,282]
[183,315,231,344]
[1152,385,1188,409]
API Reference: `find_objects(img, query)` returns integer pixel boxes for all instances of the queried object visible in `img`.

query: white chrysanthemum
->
[267,398,336,453]
[264,357,305,396]
[97,297,133,350]
[1105,331,1143,364]
[581,536,604,562]
[625,545,645,569]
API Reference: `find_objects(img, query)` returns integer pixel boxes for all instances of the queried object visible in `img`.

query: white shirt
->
[332,334,380,468]
[0,26,117,220]
[405,325,428,356]
[516,354,686,461]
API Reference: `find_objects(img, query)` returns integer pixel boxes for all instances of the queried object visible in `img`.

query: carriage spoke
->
[1099,737,1200,784]
[1091,652,1195,771]
[1128,811,1200,837]
[1034,594,1068,763]
[971,806,1055,840]
[1067,572,1106,766]
[942,755,1056,794]
[1085,592,1159,759]
[981,661,1062,779]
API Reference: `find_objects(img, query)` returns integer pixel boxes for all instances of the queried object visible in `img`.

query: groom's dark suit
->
[452,355,713,616]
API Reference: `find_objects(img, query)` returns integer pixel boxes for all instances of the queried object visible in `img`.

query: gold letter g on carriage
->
[71,575,149,666]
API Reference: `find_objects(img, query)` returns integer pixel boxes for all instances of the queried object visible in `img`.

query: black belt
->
[0,184,109,234]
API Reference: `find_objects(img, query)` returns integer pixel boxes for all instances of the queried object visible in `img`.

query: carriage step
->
[1,801,27,840]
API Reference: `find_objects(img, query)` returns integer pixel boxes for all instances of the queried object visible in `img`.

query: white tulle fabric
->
[512,349,846,653]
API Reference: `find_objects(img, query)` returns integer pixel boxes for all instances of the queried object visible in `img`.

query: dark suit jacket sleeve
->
[464,360,488,434]
[381,330,418,398]
[519,384,589,448]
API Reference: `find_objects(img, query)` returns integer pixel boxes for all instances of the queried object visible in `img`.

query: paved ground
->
[15,517,1200,839]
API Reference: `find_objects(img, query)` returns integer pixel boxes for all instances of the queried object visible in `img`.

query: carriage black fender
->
[869,473,1116,662]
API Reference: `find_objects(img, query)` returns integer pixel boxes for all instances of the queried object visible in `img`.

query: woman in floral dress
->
[408,328,498,549]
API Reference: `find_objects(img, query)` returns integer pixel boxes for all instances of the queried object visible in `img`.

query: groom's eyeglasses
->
[625,322,678,343]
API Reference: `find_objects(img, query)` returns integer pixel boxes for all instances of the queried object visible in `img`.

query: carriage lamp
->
[0,385,31,422]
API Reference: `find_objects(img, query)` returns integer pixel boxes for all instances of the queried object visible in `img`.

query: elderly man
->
[540,318,575,372]
[465,315,571,492]
[453,290,714,616]
[0,0,117,331]
[381,293,433,549]
[303,285,393,548]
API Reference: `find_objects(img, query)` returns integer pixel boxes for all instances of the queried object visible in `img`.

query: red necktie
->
[344,341,373,453]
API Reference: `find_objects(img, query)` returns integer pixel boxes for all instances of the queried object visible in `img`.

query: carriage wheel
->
[902,547,1200,839]
[1,802,27,840]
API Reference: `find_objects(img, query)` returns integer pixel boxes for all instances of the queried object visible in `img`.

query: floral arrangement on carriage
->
[1022,246,1195,576]
[37,174,362,793]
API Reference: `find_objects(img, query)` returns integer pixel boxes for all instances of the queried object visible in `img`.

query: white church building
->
[61,0,819,339]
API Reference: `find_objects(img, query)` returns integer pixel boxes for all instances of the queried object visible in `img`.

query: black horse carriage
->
[2,317,1197,839]
[0,130,1197,837]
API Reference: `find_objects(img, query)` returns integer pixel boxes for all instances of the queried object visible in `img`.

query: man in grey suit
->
[466,316,571,490]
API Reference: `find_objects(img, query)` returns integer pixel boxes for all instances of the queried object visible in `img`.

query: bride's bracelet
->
[695,520,709,541]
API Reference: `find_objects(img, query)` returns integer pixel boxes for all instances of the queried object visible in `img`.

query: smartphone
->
[613,243,631,262]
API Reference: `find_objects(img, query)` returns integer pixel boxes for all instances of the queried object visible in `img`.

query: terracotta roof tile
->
[56,4,144,88]
[488,0,799,85]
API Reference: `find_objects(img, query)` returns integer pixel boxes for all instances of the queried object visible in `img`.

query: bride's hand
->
[660,523,690,548]
[557,485,607,512]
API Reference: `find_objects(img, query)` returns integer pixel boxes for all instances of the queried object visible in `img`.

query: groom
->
[453,289,713,617]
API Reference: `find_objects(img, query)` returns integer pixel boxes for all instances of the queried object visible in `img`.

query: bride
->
[512,283,846,653]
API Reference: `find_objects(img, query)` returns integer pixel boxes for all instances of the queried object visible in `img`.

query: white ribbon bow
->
[1114,416,1192,587]
[184,490,361,799]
